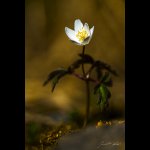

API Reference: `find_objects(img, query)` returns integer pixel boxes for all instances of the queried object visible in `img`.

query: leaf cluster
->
[43,53,117,111]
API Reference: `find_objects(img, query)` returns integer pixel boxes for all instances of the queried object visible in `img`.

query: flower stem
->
[83,80,90,127]
[81,46,90,127]
[81,45,86,76]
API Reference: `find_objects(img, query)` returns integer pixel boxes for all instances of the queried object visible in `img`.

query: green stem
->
[81,46,90,127]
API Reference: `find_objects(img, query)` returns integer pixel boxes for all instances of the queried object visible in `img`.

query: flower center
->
[76,28,88,42]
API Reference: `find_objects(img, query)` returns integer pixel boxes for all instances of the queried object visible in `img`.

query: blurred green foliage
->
[26,122,42,144]
[68,110,83,127]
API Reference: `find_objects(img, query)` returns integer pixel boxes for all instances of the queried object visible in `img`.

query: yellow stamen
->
[76,28,88,42]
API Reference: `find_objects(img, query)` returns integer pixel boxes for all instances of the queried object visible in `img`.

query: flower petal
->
[71,40,82,45]
[74,19,83,32]
[90,26,94,37]
[81,26,94,45]
[84,23,90,36]
[65,27,80,43]
[82,36,91,45]
[87,26,94,43]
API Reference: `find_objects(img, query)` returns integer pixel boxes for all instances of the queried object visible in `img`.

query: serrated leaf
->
[94,60,118,76]
[78,53,94,64]
[100,84,108,103]
[68,59,82,72]
[101,72,113,87]
[43,68,69,92]
[94,84,100,94]
[95,84,111,111]
[51,77,58,92]
[101,72,110,82]
[68,55,94,73]
[51,70,68,92]
[95,65,102,79]
[43,68,68,86]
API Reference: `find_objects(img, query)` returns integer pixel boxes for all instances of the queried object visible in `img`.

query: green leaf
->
[43,68,68,86]
[95,65,102,79]
[94,84,100,94]
[51,76,59,92]
[99,84,111,111]
[78,53,94,64]
[68,54,94,73]
[94,84,111,111]
[68,59,83,72]
[43,68,69,92]
[51,70,68,92]
[100,84,108,103]
[101,72,113,87]
[94,60,118,76]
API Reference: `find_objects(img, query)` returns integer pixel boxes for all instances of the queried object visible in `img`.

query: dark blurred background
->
[25,0,125,125]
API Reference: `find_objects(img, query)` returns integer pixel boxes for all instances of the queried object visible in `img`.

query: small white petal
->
[83,23,90,36]
[88,26,94,43]
[71,40,82,45]
[74,19,83,32]
[90,26,94,37]
[82,36,91,45]
[65,27,80,43]
[81,26,94,45]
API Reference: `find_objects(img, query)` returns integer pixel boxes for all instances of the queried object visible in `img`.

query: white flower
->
[65,19,94,46]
